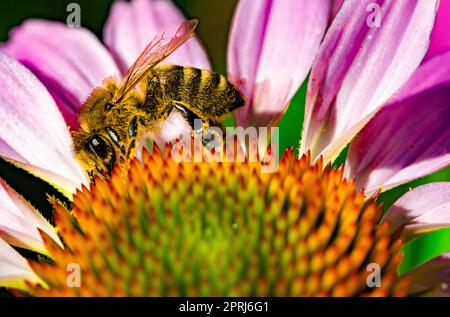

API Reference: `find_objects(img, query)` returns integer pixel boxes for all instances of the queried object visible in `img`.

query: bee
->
[73,20,245,181]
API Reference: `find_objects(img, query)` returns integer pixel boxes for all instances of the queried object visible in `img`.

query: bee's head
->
[74,77,145,179]
[78,78,120,133]
[73,130,116,181]
[72,78,119,180]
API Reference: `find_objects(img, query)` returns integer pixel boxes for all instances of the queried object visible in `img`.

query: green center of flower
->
[26,146,410,297]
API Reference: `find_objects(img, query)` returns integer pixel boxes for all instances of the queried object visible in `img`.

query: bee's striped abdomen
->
[157,64,245,120]
[185,67,202,100]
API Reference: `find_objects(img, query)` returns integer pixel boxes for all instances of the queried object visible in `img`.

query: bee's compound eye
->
[89,135,109,159]
[105,103,114,111]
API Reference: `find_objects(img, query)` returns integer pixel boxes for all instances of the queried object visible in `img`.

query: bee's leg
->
[171,102,225,148]
[88,171,95,184]
[125,139,136,160]
[87,168,106,184]
[172,101,225,132]
[172,102,203,131]
[171,102,209,144]
[201,123,225,149]
[120,116,140,166]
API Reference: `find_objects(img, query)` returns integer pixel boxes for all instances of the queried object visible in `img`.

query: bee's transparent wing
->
[112,19,198,104]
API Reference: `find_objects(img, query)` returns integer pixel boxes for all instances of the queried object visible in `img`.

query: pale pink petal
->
[406,252,450,296]
[300,0,438,164]
[104,0,210,72]
[383,183,450,239]
[0,179,62,253]
[139,111,192,151]
[424,0,450,63]
[0,53,86,193]
[345,51,450,195]
[3,19,120,128]
[0,237,42,290]
[228,0,330,128]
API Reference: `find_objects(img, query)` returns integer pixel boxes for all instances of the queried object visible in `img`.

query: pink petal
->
[0,53,86,193]
[345,51,450,195]
[300,0,438,164]
[405,252,450,296]
[0,179,62,253]
[3,19,120,129]
[143,111,193,151]
[0,237,41,290]
[423,0,450,63]
[228,0,330,128]
[104,0,210,73]
[383,183,450,239]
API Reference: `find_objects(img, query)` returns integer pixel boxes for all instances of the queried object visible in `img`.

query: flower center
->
[26,145,410,296]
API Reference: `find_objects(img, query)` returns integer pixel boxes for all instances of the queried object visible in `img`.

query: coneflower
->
[26,145,410,296]
[1,0,450,296]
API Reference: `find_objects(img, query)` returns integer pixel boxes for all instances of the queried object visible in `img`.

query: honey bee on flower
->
[73,19,244,181]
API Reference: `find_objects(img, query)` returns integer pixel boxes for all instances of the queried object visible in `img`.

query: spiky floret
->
[26,144,410,296]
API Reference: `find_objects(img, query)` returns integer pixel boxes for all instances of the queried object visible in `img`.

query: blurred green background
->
[0,0,449,278]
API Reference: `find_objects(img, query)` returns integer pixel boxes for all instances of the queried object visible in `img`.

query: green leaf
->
[277,81,307,156]
[378,165,450,212]
[399,227,450,275]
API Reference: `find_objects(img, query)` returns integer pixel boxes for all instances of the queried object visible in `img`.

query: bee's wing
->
[112,19,198,104]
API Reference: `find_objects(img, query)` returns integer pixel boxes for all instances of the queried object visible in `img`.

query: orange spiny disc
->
[25,143,410,297]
